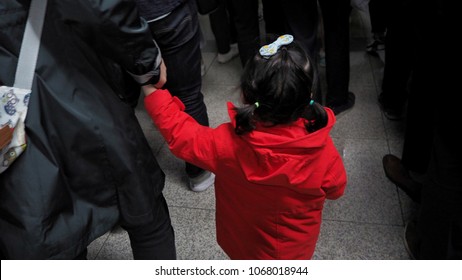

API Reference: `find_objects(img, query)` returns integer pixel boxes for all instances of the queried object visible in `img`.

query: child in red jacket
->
[143,35,347,259]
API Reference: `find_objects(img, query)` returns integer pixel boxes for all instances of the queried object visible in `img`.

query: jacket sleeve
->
[56,0,161,85]
[144,89,219,172]
[321,148,347,200]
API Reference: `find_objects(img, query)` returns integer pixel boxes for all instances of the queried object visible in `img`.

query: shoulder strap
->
[13,0,48,90]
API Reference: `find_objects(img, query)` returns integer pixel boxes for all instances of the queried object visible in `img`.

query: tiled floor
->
[87,8,417,260]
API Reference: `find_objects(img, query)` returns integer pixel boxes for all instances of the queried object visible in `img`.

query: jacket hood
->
[227,102,337,187]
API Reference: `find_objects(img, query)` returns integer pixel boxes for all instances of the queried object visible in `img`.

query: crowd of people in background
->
[0,0,459,260]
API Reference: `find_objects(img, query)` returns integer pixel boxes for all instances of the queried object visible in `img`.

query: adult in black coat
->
[0,0,175,259]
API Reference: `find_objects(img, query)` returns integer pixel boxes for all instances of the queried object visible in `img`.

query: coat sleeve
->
[321,147,347,200]
[56,0,161,85]
[144,89,219,172]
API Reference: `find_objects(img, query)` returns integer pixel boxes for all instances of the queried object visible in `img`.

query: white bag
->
[0,0,47,173]
[0,87,29,172]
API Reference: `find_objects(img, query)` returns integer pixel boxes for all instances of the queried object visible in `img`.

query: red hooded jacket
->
[145,89,347,259]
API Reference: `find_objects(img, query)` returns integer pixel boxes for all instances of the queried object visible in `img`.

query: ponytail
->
[234,103,259,135]
[303,100,328,133]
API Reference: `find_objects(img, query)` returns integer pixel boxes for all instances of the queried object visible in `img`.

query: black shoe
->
[382,154,422,203]
[378,94,404,121]
[327,92,355,115]
[366,41,379,56]
[366,40,385,56]
[404,220,420,259]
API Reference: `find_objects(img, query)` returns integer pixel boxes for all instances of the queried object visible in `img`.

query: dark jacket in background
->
[135,0,185,18]
[0,0,166,259]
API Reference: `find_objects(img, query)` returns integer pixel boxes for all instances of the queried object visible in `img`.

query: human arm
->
[142,87,219,172]
[56,0,163,85]
[321,150,347,200]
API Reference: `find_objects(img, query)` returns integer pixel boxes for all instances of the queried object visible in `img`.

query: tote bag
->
[0,0,47,173]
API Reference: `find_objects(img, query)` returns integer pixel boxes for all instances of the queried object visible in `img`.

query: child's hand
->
[154,59,167,88]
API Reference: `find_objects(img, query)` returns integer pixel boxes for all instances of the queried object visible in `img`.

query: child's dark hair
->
[234,36,328,135]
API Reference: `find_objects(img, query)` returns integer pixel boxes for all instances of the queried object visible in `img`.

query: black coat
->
[0,0,166,259]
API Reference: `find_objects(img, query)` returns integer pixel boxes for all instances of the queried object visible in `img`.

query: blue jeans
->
[147,0,209,177]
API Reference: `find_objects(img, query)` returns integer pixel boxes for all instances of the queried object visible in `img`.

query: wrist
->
[142,84,158,97]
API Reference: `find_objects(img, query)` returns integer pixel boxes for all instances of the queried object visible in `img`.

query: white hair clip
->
[259,34,294,58]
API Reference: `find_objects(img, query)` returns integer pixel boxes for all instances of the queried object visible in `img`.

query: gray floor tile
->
[202,57,242,87]
[201,52,216,76]
[331,86,386,140]
[156,144,216,210]
[87,231,109,260]
[350,52,377,88]
[313,220,409,260]
[95,227,133,260]
[324,138,403,226]
[203,87,241,128]
[135,107,166,154]
[169,206,228,260]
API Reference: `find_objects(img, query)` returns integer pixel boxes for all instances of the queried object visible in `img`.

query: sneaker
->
[404,219,420,259]
[382,154,422,203]
[373,32,386,45]
[217,43,239,64]
[327,92,355,115]
[366,39,385,56]
[189,170,215,192]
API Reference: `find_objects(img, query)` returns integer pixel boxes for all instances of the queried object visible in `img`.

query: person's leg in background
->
[319,0,355,115]
[378,0,413,120]
[123,194,176,260]
[208,0,239,63]
[261,0,285,36]
[403,0,461,259]
[228,0,260,67]
[382,0,434,204]
[274,0,323,102]
[366,0,387,55]
[279,0,319,62]
[147,0,214,191]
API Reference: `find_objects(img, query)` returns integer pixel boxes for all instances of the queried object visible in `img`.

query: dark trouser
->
[418,131,462,259]
[74,249,88,260]
[147,0,209,177]
[122,194,176,260]
[228,0,260,67]
[274,0,351,106]
[413,0,461,259]
[368,0,388,34]
[380,0,413,113]
[400,65,433,173]
[398,0,432,173]
[261,0,320,100]
[209,0,237,54]
[318,0,351,107]
[262,0,319,61]
[74,195,175,260]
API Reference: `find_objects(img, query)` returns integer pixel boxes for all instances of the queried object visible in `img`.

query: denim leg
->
[147,1,209,177]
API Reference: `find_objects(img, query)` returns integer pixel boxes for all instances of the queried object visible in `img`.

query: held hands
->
[143,59,167,97]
